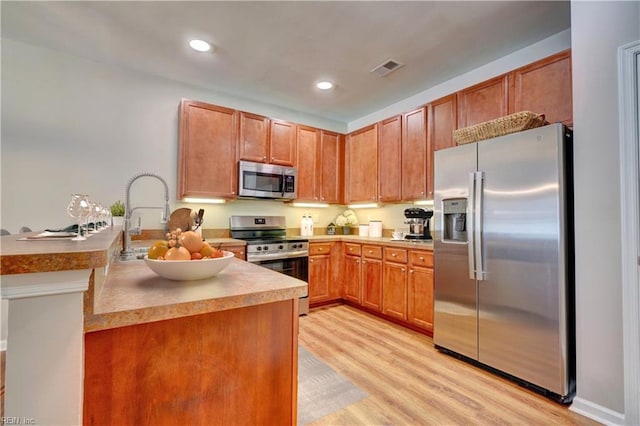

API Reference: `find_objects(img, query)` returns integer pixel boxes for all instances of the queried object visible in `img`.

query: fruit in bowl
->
[143,229,234,280]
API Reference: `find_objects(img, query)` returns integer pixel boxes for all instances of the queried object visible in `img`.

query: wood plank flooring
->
[299,304,599,426]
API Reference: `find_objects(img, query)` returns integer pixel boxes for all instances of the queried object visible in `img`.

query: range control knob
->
[256,246,262,251]
[263,245,269,251]
[278,245,284,250]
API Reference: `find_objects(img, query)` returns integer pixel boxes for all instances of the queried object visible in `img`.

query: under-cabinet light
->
[182,197,226,204]
[291,202,330,208]
[413,200,434,206]
[347,203,379,209]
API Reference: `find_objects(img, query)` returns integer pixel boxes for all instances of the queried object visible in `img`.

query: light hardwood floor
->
[299,304,599,426]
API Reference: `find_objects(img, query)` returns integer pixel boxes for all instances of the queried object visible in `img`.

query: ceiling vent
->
[370,59,404,77]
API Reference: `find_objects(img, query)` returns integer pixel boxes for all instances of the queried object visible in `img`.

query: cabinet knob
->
[319,248,323,251]
[271,157,275,161]
[368,250,373,254]
[263,156,267,161]
[310,259,314,263]
[410,269,415,274]
[419,256,424,260]
[356,259,360,264]
[402,268,406,272]
[363,260,367,264]
[392,253,397,257]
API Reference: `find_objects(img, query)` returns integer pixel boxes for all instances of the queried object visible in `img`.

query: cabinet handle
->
[310,259,314,263]
[232,191,236,194]
[356,259,360,264]
[402,268,406,272]
[419,256,424,260]
[318,247,323,251]
[368,250,373,254]
[410,269,415,274]
[263,156,267,161]
[271,157,275,161]
[392,253,397,257]
[363,260,367,264]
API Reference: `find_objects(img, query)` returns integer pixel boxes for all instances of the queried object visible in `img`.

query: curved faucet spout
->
[120,172,171,261]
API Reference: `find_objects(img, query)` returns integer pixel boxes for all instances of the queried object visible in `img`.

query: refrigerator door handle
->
[468,172,476,280]
[474,171,486,281]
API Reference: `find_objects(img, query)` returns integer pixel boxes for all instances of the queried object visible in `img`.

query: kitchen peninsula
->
[0,228,307,425]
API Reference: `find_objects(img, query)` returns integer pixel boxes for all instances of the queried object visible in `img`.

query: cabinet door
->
[457,74,509,128]
[296,126,320,201]
[309,255,331,303]
[378,115,402,202]
[343,255,362,304]
[222,245,246,261]
[362,258,383,311]
[238,112,269,163]
[383,261,408,320]
[178,100,238,199]
[319,131,342,204]
[402,107,428,201]
[427,94,457,198]
[269,119,296,166]
[511,50,572,127]
[408,264,434,332]
[345,125,378,203]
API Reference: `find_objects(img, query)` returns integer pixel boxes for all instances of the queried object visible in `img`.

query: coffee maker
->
[403,208,434,240]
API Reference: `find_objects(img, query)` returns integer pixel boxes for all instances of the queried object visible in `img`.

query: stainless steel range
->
[230,215,309,314]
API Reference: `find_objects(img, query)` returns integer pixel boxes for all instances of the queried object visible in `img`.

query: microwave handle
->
[282,171,286,197]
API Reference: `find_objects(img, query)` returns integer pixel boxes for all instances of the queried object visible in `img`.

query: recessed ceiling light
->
[316,81,334,90]
[189,39,212,52]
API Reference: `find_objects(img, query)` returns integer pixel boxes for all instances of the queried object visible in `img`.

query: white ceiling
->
[1,1,571,124]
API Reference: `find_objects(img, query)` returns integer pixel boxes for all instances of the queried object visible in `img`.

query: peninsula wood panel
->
[238,111,270,163]
[511,49,573,127]
[178,100,238,199]
[457,74,509,128]
[84,300,298,426]
[299,305,597,425]
[378,115,403,202]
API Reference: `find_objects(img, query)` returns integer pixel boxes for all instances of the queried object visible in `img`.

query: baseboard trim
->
[570,397,625,426]
[0,340,6,351]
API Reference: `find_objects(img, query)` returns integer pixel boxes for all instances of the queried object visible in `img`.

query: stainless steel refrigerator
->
[433,123,575,404]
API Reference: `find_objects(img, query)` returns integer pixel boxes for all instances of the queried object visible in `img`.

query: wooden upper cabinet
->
[427,94,457,198]
[269,119,296,166]
[319,131,342,204]
[345,124,378,204]
[457,74,509,128]
[402,107,428,201]
[238,112,270,163]
[178,99,238,200]
[510,49,572,127]
[296,125,320,201]
[378,115,402,202]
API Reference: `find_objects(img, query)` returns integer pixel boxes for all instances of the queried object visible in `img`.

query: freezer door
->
[433,143,479,360]
[477,124,570,395]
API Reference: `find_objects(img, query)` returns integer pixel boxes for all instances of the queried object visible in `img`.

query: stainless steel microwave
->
[237,160,297,200]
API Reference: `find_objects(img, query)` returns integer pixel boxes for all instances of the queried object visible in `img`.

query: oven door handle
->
[248,251,309,262]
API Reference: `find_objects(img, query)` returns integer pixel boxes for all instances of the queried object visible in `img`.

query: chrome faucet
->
[120,172,171,261]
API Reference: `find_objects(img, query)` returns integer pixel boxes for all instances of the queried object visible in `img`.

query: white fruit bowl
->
[143,251,234,281]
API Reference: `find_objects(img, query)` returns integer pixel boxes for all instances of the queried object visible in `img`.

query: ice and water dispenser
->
[442,199,468,242]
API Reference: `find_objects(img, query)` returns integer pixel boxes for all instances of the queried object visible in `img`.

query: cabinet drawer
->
[384,247,408,263]
[344,243,362,256]
[362,245,382,259]
[409,250,433,267]
[309,243,332,256]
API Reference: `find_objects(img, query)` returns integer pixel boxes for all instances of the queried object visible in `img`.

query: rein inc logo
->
[1,418,36,425]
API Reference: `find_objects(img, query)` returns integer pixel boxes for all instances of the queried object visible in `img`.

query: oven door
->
[250,256,309,314]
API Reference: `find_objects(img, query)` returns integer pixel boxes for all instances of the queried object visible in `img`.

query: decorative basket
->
[453,111,548,145]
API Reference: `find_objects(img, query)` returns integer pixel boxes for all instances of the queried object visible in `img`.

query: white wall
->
[570,0,639,421]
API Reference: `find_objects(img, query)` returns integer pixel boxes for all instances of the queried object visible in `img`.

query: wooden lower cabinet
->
[362,254,383,312]
[343,254,362,304]
[309,254,331,302]
[222,244,246,260]
[382,261,408,320]
[407,250,434,332]
[84,300,298,425]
